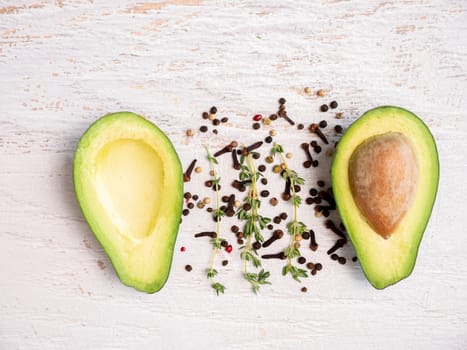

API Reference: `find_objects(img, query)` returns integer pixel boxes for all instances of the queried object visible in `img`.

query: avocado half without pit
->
[332,106,439,289]
[73,112,183,293]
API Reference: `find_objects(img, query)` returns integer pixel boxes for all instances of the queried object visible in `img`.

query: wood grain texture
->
[1,0,466,349]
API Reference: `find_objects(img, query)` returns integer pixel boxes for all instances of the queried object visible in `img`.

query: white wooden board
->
[1,1,466,349]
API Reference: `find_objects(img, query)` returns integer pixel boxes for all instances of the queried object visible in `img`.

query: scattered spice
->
[231,149,241,170]
[301,286,308,293]
[309,123,329,144]
[185,265,192,272]
[327,239,347,255]
[325,220,347,239]
[180,246,186,252]
[262,252,286,260]
[194,231,217,238]
[309,230,318,251]
[319,120,327,128]
[187,98,350,294]
[183,159,197,182]
[246,141,263,153]
[300,143,318,168]
[262,230,284,248]
[317,89,326,97]
[304,87,312,94]
[214,142,235,157]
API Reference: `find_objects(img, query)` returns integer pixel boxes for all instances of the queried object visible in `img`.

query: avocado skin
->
[73,112,183,293]
[331,106,439,289]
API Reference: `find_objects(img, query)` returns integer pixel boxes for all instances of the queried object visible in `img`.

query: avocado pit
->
[348,132,418,239]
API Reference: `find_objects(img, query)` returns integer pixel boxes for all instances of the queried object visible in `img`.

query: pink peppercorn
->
[180,246,186,252]
[253,114,262,121]
[225,245,233,253]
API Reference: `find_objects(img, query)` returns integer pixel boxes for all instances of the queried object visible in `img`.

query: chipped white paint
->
[1,1,467,349]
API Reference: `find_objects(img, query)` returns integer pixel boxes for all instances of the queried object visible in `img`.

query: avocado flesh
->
[73,112,183,293]
[331,106,439,289]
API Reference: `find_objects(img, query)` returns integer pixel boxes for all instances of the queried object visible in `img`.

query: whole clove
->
[309,123,329,144]
[214,143,235,157]
[262,252,286,260]
[319,191,336,208]
[309,230,318,251]
[301,143,316,168]
[327,238,347,255]
[225,194,236,217]
[325,219,347,240]
[183,159,197,182]
[231,149,241,170]
[262,230,284,248]
[246,141,263,153]
[194,231,217,238]
[284,179,291,198]
[279,111,295,125]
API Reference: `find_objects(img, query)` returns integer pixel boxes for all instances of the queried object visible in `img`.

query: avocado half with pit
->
[73,112,183,293]
[332,106,439,289]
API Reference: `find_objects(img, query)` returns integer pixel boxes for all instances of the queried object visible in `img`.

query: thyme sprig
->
[205,147,226,295]
[271,143,309,282]
[236,147,271,293]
